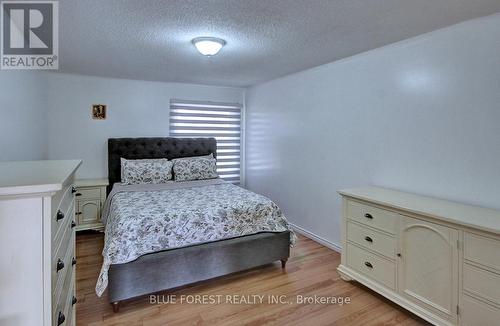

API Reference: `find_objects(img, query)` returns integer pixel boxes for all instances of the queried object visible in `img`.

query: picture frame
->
[92,104,107,120]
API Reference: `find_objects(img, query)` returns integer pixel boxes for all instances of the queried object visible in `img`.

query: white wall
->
[0,71,48,161]
[47,73,244,178]
[245,13,500,248]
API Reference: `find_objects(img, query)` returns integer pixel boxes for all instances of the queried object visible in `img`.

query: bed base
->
[108,231,291,312]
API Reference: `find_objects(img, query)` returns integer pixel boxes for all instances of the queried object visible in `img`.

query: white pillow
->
[172,156,218,182]
[120,158,173,185]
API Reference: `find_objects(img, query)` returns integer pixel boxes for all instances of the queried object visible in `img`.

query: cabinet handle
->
[75,193,82,197]
[56,259,65,272]
[72,257,77,266]
[72,296,77,305]
[364,213,373,219]
[71,186,77,194]
[56,210,65,221]
[71,221,76,228]
[364,261,373,268]
[57,311,65,326]
[364,236,373,243]
[76,212,82,215]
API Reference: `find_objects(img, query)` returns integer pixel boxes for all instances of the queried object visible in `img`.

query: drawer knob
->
[56,259,65,272]
[72,296,77,305]
[364,261,373,268]
[364,236,373,243]
[56,210,65,221]
[71,186,77,194]
[397,253,402,257]
[72,257,77,266]
[75,193,82,197]
[57,311,65,326]
[364,213,373,219]
[71,221,76,228]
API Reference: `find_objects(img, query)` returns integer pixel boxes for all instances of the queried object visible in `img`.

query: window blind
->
[169,99,243,184]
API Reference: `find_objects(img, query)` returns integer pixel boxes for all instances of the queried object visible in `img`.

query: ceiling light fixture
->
[192,37,226,56]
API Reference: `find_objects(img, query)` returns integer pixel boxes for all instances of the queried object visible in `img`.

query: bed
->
[100,137,294,312]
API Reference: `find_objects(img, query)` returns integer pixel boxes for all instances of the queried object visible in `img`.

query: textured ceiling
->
[59,0,500,87]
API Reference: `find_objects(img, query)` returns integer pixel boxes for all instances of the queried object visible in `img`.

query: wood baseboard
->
[290,223,342,253]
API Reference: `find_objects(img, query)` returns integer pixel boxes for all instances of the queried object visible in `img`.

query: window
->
[169,99,243,184]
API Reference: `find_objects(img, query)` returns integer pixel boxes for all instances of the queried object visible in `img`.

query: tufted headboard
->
[107,137,217,190]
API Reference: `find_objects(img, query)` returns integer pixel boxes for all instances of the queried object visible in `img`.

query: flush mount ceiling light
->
[192,37,226,56]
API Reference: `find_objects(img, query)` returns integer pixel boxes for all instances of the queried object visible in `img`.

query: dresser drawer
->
[346,243,396,290]
[65,279,76,326]
[461,294,500,326]
[346,200,398,234]
[67,276,76,326]
[51,179,72,217]
[52,204,74,262]
[464,232,500,272]
[52,204,75,257]
[347,221,396,259]
[54,265,75,326]
[463,263,500,306]
[52,230,75,304]
[53,260,74,315]
[51,184,75,241]
[75,187,101,199]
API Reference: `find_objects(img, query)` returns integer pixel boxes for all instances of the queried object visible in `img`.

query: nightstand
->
[74,178,108,232]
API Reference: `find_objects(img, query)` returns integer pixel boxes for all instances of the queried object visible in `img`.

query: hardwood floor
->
[76,232,428,326]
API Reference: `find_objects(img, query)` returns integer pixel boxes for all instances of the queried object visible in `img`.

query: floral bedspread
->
[96,179,296,296]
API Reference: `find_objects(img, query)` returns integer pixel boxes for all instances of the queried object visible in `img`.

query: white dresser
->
[338,187,500,326]
[0,160,81,326]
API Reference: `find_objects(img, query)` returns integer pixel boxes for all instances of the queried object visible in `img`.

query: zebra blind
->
[169,99,242,183]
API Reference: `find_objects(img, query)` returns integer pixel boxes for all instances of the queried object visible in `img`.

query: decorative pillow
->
[121,158,173,185]
[172,156,218,181]
[174,153,214,160]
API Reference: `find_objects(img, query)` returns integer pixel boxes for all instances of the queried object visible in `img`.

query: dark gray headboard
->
[108,137,217,189]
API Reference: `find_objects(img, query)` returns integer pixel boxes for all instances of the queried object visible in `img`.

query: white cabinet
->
[337,186,500,326]
[399,216,459,323]
[0,160,81,326]
[74,179,108,232]
[77,199,101,225]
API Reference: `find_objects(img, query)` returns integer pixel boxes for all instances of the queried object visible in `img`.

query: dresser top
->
[0,160,82,196]
[339,186,500,235]
[75,178,109,187]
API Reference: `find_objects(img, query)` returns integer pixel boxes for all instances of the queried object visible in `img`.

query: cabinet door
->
[77,200,101,226]
[398,216,459,322]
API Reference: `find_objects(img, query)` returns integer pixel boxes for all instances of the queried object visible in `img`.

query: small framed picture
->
[92,104,107,120]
